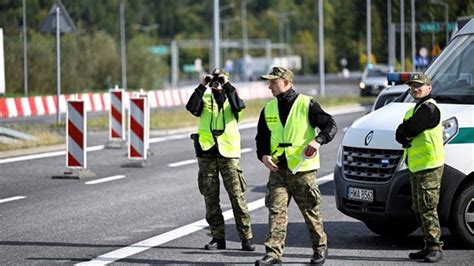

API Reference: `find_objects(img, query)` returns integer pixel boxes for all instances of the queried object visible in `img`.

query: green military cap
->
[261,66,293,82]
[407,72,432,86]
[211,68,229,77]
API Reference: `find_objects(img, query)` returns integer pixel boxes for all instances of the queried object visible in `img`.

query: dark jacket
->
[396,95,441,147]
[255,88,338,164]
[186,82,245,156]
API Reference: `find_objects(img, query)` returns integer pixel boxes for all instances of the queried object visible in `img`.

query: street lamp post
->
[119,0,127,90]
[411,0,416,72]
[400,0,405,71]
[367,0,371,66]
[241,0,249,81]
[22,0,28,97]
[318,0,325,97]
[431,0,449,45]
[213,0,220,69]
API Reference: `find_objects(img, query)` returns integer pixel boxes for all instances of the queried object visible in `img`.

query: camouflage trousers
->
[197,156,253,240]
[410,166,444,251]
[264,168,327,259]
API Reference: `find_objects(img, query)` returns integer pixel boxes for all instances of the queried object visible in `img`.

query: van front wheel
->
[364,221,418,238]
[449,182,474,249]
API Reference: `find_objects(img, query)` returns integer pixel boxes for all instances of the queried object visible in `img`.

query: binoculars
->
[205,75,225,88]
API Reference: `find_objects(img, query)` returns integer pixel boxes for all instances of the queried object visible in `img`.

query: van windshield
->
[424,35,474,104]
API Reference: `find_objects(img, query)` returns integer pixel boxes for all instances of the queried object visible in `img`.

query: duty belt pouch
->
[190,133,203,157]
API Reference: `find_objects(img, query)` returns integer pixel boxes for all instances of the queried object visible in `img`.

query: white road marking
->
[167,148,254,168]
[168,159,197,168]
[1,106,366,165]
[0,196,26,204]
[75,173,334,265]
[85,175,126,185]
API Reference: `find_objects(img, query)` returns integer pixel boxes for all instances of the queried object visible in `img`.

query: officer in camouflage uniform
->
[186,68,255,252]
[255,67,337,265]
[396,73,444,263]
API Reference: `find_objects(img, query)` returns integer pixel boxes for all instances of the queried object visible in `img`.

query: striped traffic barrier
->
[138,89,152,156]
[121,95,148,168]
[105,86,126,149]
[52,99,96,179]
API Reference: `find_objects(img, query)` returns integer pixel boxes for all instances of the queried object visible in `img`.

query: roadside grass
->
[0,96,374,151]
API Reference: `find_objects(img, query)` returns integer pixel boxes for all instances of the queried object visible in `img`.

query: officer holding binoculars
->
[186,68,255,252]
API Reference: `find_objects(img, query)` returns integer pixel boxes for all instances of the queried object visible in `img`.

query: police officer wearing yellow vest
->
[255,67,337,265]
[186,68,255,252]
[396,73,444,263]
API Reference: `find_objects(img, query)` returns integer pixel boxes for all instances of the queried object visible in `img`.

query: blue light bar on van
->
[387,72,417,85]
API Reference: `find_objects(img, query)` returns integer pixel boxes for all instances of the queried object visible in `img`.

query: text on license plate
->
[347,187,374,202]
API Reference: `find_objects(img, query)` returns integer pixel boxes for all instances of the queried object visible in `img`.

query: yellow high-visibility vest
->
[264,94,320,172]
[403,98,444,173]
[198,93,241,158]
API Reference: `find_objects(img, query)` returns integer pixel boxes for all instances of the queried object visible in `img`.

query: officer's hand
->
[304,140,320,157]
[218,74,229,85]
[201,74,212,86]
[262,155,279,172]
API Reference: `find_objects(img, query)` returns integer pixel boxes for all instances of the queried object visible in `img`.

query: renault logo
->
[364,131,374,146]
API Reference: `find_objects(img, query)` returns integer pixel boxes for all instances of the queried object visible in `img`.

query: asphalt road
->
[1,106,472,265]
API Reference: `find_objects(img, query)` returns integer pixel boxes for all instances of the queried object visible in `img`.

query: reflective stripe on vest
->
[197,93,241,158]
[264,94,320,172]
[403,98,444,173]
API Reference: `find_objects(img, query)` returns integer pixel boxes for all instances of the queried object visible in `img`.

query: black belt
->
[278,143,292,148]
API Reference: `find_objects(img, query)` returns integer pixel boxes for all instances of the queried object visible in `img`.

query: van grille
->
[343,199,386,213]
[342,146,403,182]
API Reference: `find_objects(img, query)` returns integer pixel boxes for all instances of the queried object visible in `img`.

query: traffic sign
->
[150,45,168,55]
[419,22,440,33]
[40,1,76,33]
[183,64,196,73]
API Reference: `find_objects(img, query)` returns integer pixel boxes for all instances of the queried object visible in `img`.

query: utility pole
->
[400,0,405,71]
[120,0,127,90]
[241,0,249,81]
[387,0,394,67]
[23,0,28,97]
[367,0,371,66]
[411,0,416,71]
[55,6,61,123]
[213,0,220,68]
[318,0,325,97]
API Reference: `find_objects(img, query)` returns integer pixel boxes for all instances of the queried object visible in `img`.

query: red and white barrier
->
[128,96,148,161]
[0,82,269,119]
[109,87,125,141]
[52,99,96,179]
[66,99,87,168]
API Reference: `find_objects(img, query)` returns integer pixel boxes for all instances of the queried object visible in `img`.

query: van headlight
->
[359,82,366,89]
[336,144,343,167]
[442,117,459,144]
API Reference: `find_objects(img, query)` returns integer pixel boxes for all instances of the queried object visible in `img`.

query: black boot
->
[408,249,429,260]
[310,249,328,265]
[241,238,256,251]
[424,250,443,263]
[204,238,226,250]
[255,255,282,265]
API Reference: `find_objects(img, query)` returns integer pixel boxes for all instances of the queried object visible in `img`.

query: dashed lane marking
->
[0,196,26,204]
[85,175,126,185]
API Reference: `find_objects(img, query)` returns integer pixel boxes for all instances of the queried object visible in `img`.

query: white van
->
[334,19,474,248]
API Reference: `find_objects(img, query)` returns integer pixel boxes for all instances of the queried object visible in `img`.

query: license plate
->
[347,187,374,202]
